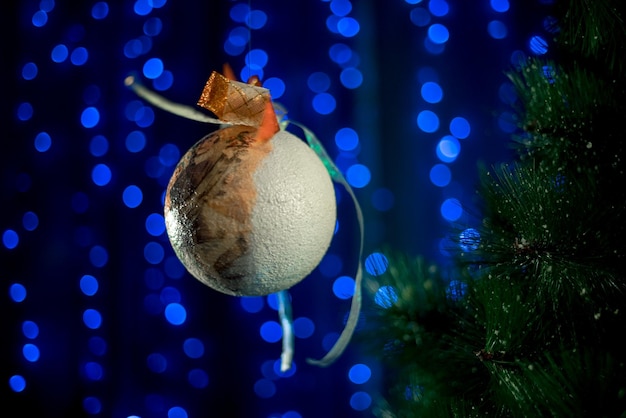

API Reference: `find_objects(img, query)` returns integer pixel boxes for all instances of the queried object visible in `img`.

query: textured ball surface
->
[164,126,336,296]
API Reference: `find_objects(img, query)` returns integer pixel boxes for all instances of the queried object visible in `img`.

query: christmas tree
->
[366,1,626,416]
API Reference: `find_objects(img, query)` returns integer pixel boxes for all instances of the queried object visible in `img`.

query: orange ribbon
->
[197,68,279,142]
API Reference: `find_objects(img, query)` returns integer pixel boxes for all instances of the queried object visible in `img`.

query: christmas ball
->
[164,125,337,296]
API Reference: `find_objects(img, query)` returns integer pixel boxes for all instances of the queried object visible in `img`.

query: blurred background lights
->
[312,92,337,114]
[488,20,508,39]
[183,338,205,359]
[331,0,353,17]
[449,116,470,139]
[329,43,353,65]
[17,102,34,121]
[143,58,164,79]
[70,47,89,65]
[417,110,439,133]
[440,198,463,221]
[147,353,167,373]
[22,320,39,339]
[240,296,264,313]
[245,49,268,68]
[32,10,48,27]
[421,81,443,103]
[308,72,331,93]
[428,0,450,16]
[145,213,165,236]
[490,0,510,12]
[337,17,360,37]
[374,286,398,308]
[529,35,549,55]
[346,164,371,188]
[91,164,111,186]
[123,185,143,208]
[83,308,102,329]
[429,163,452,187]
[9,283,27,303]
[459,228,481,251]
[89,245,109,267]
[335,127,359,151]
[348,363,372,384]
[188,368,209,388]
[83,397,102,414]
[34,132,51,152]
[80,274,99,296]
[84,361,104,380]
[126,131,146,153]
[81,107,100,128]
[410,8,431,27]
[364,252,389,276]
[437,136,461,162]
[143,17,163,37]
[333,276,355,300]
[21,62,38,80]
[230,3,250,22]
[3,230,19,250]
[246,10,268,29]
[260,321,282,343]
[164,302,187,326]
[340,67,363,89]
[349,391,372,411]
[144,241,165,264]
[154,70,174,91]
[263,77,285,99]
[90,135,109,156]
[22,211,39,231]
[9,375,26,393]
[51,44,69,63]
[428,24,449,44]
[293,317,315,339]
[254,379,276,399]
[91,2,109,19]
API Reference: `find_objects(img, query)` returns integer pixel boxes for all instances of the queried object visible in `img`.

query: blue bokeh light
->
[123,185,143,208]
[312,92,337,114]
[293,317,315,339]
[308,72,331,93]
[160,286,181,304]
[490,0,510,12]
[331,0,352,16]
[450,116,470,139]
[81,107,100,128]
[337,17,360,37]
[143,17,163,36]
[350,391,372,411]
[145,213,165,236]
[421,81,443,103]
[147,353,167,373]
[428,24,449,44]
[88,336,107,355]
[89,245,109,267]
[364,252,389,276]
[51,44,69,63]
[154,70,174,91]
[34,132,52,152]
[429,0,450,16]
[83,397,102,414]
[188,369,209,388]
[529,35,549,55]
[3,229,19,249]
[335,127,359,151]
[488,20,508,39]
[348,364,372,384]
[159,144,180,166]
[263,77,286,99]
[22,320,39,339]
[9,375,26,392]
[346,164,371,188]
[240,296,264,313]
[32,10,48,27]
[440,198,463,221]
[70,47,89,65]
[17,102,33,121]
[83,308,103,329]
[260,321,282,343]
[143,58,164,79]
[417,110,440,133]
[329,43,353,64]
[436,136,461,162]
[164,303,187,326]
[80,274,99,296]
[9,283,27,302]
[333,276,355,300]
[91,2,109,19]
[459,228,481,252]
[90,135,109,156]
[22,62,38,80]
[84,361,104,380]
[254,379,277,399]
[429,164,452,187]
[144,241,165,264]
[183,338,205,358]
[410,8,431,27]
[374,286,398,308]
[91,163,112,186]
[340,67,363,89]
[246,10,268,29]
